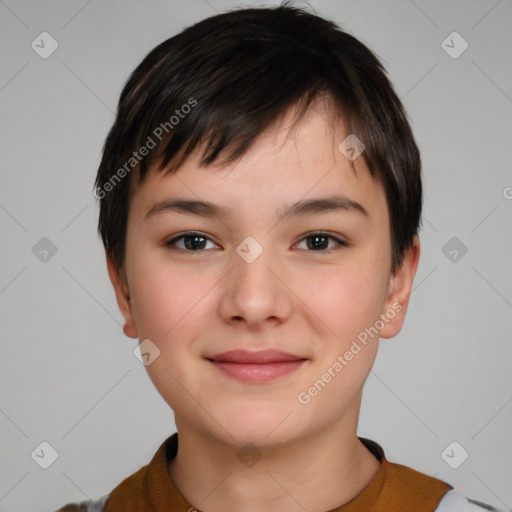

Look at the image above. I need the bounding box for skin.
[107,100,420,512]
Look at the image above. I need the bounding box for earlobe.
[379,236,420,339]
[106,252,138,339]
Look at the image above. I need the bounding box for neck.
[168,409,381,512]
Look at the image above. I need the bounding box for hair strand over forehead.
[95,1,422,275]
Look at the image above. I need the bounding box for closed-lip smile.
[206,349,308,382]
[207,349,306,363]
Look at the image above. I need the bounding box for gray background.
[0,0,511,511]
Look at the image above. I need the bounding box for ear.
[379,236,420,339]
[106,252,138,339]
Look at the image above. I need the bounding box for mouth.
[205,350,308,383]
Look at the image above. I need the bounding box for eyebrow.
[144,195,369,222]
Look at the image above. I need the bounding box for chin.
[216,403,303,449]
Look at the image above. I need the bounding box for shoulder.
[54,493,110,512]
[53,435,173,512]
[435,490,510,512]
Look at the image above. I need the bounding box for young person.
[57,3,506,511]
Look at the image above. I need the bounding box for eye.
[295,231,347,252]
[164,231,347,252]
[165,231,218,251]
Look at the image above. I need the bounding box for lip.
[207,349,305,363]
[206,350,308,383]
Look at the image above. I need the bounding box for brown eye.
[165,232,218,251]
[295,232,347,251]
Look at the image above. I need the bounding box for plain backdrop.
[0,1,511,511]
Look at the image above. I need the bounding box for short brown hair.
[94,1,422,275]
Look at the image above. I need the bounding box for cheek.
[296,265,385,411]
[299,259,389,343]
[128,254,206,342]
[128,263,206,398]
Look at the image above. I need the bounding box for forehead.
[128,102,388,226]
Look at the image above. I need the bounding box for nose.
[218,242,292,329]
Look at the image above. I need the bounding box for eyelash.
[164,231,347,253]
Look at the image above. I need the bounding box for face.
[108,102,419,449]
